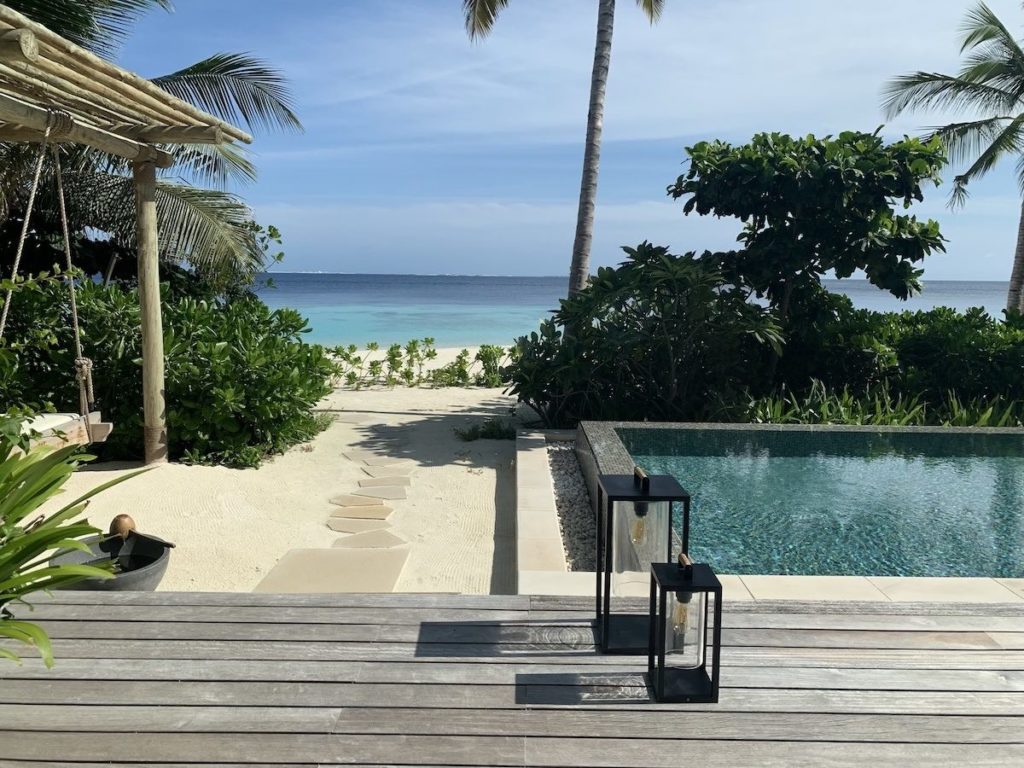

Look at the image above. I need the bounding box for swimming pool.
[607,425,1024,578]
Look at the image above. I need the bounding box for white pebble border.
[546,441,596,571]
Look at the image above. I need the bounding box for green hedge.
[507,246,1024,427]
[0,278,337,467]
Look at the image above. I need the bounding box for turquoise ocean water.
[255,274,1011,347]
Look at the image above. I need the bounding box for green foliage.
[0,415,142,667]
[668,131,947,310]
[0,279,337,468]
[333,340,511,389]
[726,380,1024,428]
[454,417,517,441]
[507,243,784,426]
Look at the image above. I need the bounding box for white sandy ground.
[42,348,524,594]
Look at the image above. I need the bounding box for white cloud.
[277,0,1024,147]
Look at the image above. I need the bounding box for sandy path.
[47,349,521,594]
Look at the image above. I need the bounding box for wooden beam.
[0,91,173,167]
[133,160,167,465]
[116,124,225,145]
[0,7,253,144]
[0,28,38,63]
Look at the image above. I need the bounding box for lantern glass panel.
[665,589,706,670]
[610,499,672,595]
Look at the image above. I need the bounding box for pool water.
[620,427,1024,578]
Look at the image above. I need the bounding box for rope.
[0,120,53,340]
[51,146,94,426]
[0,109,95,438]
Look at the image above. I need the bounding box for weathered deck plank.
[1,592,1022,766]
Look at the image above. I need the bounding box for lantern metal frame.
[595,472,690,654]
[647,560,723,703]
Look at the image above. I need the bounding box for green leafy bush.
[507,243,783,426]
[0,279,337,468]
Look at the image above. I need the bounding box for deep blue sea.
[254,274,1011,347]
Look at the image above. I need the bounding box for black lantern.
[596,468,690,654]
[648,554,722,703]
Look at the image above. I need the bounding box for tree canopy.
[667,131,948,313]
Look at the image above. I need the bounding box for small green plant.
[454,417,516,441]
[0,415,143,667]
[431,349,472,387]
[474,345,508,387]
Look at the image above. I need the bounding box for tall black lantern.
[648,555,722,703]
[596,469,690,654]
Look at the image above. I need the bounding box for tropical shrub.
[0,416,141,667]
[0,279,337,468]
[507,243,783,427]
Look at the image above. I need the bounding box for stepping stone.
[362,456,410,467]
[354,486,407,501]
[329,494,384,507]
[363,464,415,478]
[326,518,391,534]
[358,476,411,488]
[343,450,376,462]
[332,530,406,549]
[329,505,394,520]
[253,548,408,593]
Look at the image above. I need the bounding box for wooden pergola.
[0,4,252,464]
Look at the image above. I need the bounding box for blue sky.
[120,0,1023,280]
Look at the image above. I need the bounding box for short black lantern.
[596,468,690,654]
[648,554,723,703]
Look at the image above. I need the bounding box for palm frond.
[882,71,1018,118]
[463,0,510,40]
[5,0,171,57]
[152,53,302,135]
[926,115,1012,166]
[166,142,257,189]
[43,171,263,277]
[960,2,1024,58]
[948,113,1024,206]
[636,0,665,23]
[154,182,262,276]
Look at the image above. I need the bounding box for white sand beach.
[48,349,522,594]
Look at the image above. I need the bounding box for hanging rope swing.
[2,109,112,447]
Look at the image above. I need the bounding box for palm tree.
[883,2,1024,314]
[464,0,664,296]
[1,0,301,283]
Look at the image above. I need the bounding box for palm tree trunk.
[567,0,615,297]
[1007,199,1024,315]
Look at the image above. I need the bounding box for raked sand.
[46,348,521,594]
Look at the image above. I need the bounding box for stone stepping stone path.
[293,440,423,594]
[329,505,394,520]
[354,486,407,501]
[332,530,407,549]
[326,518,391,534]
[358,476,412,488]
[254,548,408,593]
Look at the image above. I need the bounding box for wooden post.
[133,160,167,464]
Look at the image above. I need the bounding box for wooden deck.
[2,591,1024,766]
